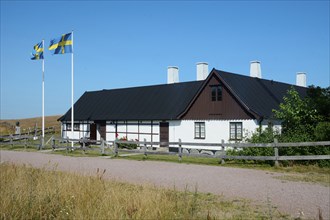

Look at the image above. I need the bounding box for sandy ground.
[1,150,329,219]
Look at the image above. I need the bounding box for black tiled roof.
[215,69,307,119]
[59,69,308,122]
[59,81,204,121]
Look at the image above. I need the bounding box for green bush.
[117,136,139,150]
[314,122,330,141]
[225,127,279,165]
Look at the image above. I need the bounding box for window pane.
[74,123,80,131]
[195,123,200,138]
[230,122,236,140]
[195,122,205,139]
[211,87,216,101]
[237,123,242,139]
[201,123,205,138]
[217,86,222,101]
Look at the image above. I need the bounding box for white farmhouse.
[59,62,307,147]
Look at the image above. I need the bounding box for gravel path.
[1,150,329,219]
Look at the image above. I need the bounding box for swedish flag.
[31,41,44,60]
[49,33,73,54]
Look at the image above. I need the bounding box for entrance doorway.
[159,122,169,147]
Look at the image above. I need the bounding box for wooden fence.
[0,135,42,149]
[0,126,56,137]
[1,135,329,166]
[48,137,330,166]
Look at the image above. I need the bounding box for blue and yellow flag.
[31,41,44,60]
[49,33,73,54]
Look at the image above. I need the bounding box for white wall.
[169,119,261,143]
[62,121,90,140]
[105,121,160,143]
[62,119,282,144]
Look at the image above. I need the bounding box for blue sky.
[1,1,329,119]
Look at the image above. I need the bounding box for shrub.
[314,122,330,141]
[117,136,139,150]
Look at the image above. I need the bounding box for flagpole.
[42,39,45,148]
[71,31,74,148]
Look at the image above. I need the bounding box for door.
[99,122,106,140]
[90,123,96,140]
[94,121,106,141]
[159,122,169,147]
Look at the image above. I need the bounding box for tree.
[272,87,329,167]
[273,87,321,140]
[306,86,330,121]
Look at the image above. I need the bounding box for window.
[230,122,242,140]
[74,123,80,131]
[195,122,205,139]
[66,123,80,131]
[211,84,222,101]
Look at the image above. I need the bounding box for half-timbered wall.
[62,121,90,139]
[106,121,160,143]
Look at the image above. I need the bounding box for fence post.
[34,124,37,139]
[114,140,118,157]
[38,137,42,150]
[143,138,147,158]
[101,138,105,155]
[221,139,226,165]
[51,137,55,151]
[81,137,86,155]
[178,138,182,162]
[66,137,69,154]
[274,138,279,167]
[10,135,13,148]
[24,136,27,150]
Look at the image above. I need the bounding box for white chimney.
[196,62,208,81]
[296,72,307,87]
[250,60,262,78]
[167,66,179,84]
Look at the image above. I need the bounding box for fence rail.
[0,126,56,138]
[1,135,329,166]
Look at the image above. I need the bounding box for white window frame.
[230,122,242,140]
[195,122,205,139]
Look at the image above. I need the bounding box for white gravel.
[1,150,329,219]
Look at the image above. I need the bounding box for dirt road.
[1,150,329,219]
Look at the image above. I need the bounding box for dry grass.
[0,115,61,135]
[274,173,330,187]
[0,163,287,219]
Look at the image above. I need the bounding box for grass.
[0,133,60,151]
[50,147,112,157]
[0,163,288,219]
[0,115,61,135]
[274,173,330,187]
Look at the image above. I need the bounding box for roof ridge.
[85,80,202,93]
[214,68,303,88]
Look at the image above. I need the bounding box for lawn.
[0,163,288,219]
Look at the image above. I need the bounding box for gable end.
[179,70,257,120]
